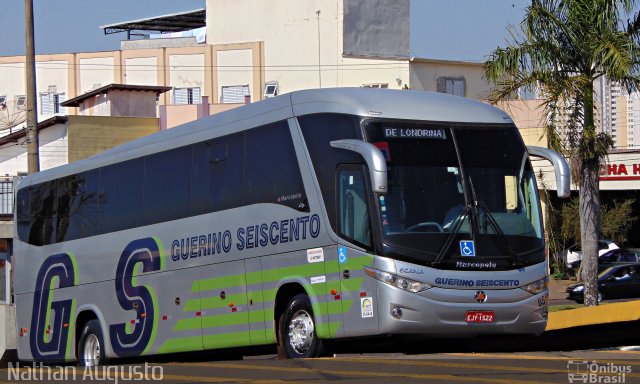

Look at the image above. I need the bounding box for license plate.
[465,310,495,323]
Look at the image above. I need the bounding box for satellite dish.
[0,100,26,135]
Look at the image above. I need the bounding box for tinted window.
[15,187,31,243]
[619,251,638,262]
[298,114,361,227]
[243,121,307,211]
[144,146,192,225]
[191,134,244,215]
[56,171,99,242]
[98,158,143,233]
[29,181,57,246]
[600,250,618,262]
[338,166,372,249]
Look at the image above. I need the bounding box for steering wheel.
[404,222,443,233]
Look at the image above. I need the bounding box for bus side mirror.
[330,139,388,194]
[526,146,571,198]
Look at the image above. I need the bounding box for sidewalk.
[548,278,573,301]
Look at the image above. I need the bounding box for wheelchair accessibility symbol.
[460,241,476,257]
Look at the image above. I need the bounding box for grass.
[549,304,584,312]
[549,301,618,312]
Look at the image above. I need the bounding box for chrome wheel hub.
[82,334,101,367]
[288,309,314,354]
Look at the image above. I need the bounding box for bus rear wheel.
[278,294,325,358]
[78,320,107,367]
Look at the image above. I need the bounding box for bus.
[13,88,570,366]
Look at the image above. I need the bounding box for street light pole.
[25,0,39,174]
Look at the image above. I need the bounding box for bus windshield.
[364,121,544,269]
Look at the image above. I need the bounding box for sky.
[0,0,529,62]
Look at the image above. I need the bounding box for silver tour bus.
[13,88,570,365]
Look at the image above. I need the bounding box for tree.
[485,0,640,306]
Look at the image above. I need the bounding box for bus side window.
[243,121,307,211]
[29,182,57,246]
[56,171,99,243]
[143,146,192,225]
[16,188,32,244]
[98,158,144,234]
[338,166,372,249]
[191,133,244,215]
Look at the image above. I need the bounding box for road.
[2,348,639,384]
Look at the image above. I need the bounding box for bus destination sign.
[383,127,446,139]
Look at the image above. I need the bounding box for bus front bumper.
[375,283,548,336]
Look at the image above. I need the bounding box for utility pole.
[25,0,39,174]
[316,10,321,88]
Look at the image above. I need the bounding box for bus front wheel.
[278,294,325,358]
[78,320,107,366]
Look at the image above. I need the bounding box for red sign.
[600,163,640,181]
[465,310,495,323]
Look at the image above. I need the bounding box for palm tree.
[485,0,640,306]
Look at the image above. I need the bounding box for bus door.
[198,261,250,350]
[152,268,204,354]
[336,165,379,337]
[245,258,267,345]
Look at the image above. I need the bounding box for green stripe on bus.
[65,299,77,360]
[341,277,365,292]
[68,253,79,286]
[192,274,247,292]
[153,236,166,271]
[194,262,327,292]
[174,310,261,331]
[157,335,202,354]
[185,291,250,311]
[190,255,373,299]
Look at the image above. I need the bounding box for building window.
[263,82,279,98]
[361,83,389,89]
[437,77,465,97]
[173,87,201,105]
[16,96,26,110]
[221,85,250,104]
[40,91,65,115]
[0,177,14,215]
[0,96,6,106]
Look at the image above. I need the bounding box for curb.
[546,300,640,331]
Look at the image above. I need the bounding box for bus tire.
[78,320,107,366]
[278,294,324,358]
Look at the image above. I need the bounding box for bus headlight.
[364,267,431,293]
[521,277,549,295]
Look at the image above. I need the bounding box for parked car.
[566,263,640,303]
[565,240,618,271]
[569,247,640,272]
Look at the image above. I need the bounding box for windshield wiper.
[467,175,525,267]
[476,201,526,267]
[432,204,473,266]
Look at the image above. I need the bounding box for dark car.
[569,248,640,273]
[566,263,640,303]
